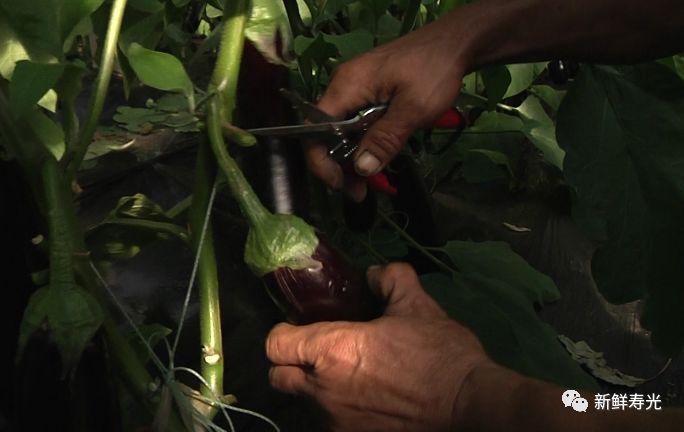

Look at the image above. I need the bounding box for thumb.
[367,263,447,318]
[353,99,419,176]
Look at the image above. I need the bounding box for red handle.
[433,107,465,129]
[340,108,463,196]
[367,172,397,196]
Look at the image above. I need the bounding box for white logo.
[562,390,580,407]
[562,389,588,412]
[572,397,589,412]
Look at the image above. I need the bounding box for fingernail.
[355,151,381,176]
[367,265,381,272]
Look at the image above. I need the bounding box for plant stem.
[40,155,184,430]
[460,89,518,114]
[66,0,128,179]
[188,141,224,403]
[188,0,252,407]
[210,0,249,119]
[207,0,269,228]
[378,210,457,274]
[400,0,421,35]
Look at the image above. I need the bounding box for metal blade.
[247,122,340,137]
[278,88,335,123]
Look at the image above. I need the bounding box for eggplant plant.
[2,0,684,429]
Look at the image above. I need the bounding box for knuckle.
[383,262,416,281]
[367,128,403,156]
[265,332,282,361]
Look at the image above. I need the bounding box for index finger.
[266,322,345,367]
[316,62,376,119]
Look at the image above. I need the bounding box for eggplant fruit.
[263,235,380,324]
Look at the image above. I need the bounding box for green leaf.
[315,0,355,25]
[529,84,566,112]
[27,110,66,160]
[431,113,524,181]
[515,95,564,169]
[155,93,190,112]
[87,194,188,260]
[421,270,596,389]
[557,64,684,355]
[128,0,164,12]
[8,61,65,119]
[376,13,401,43]
[124,323,171,364]
[503,62,547,99]
[480,65,511,107]
[113,106,169,133]
[462,149,512,183]
[558,335,646,387]
[0,0,104,62]
[119,11,164,52]
[294,34,337,84]
[470,110,523,132]
[323,30,374,62]
[17,286,104,376]
[442,240,559,303]
[125,43,194,98]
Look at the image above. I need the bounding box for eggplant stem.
[206,0,269,228]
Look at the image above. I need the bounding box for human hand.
[306,15,473,201]
[265,263,492,432]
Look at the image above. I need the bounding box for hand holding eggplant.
[266,263,491,432]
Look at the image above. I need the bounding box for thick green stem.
[66,0,128,179]
[41,150,184,430]
[187,0,252,406]
[207,99,270,226]
[207,0,269,228]
[188,142,224,403]
[210,0,250,118]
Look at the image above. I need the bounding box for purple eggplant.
[263,236,380,324]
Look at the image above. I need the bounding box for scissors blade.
[278,88,335,123]
[247,122,339,137]
[246,105,388,140]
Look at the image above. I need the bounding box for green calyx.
[244,213,320,277]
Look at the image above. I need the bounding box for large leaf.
[557,64,684,355]
[480,65,511,107]
[27,110,66,160]
[503,62,547,98]
[323,30,374,62]
[441,241,559,303]
[515,95,564,169]
[0,0,104,63]
[125,43,194,98]
[421,241,596,389]
[8,61,65,119]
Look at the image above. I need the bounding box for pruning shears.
[247,89,464,196]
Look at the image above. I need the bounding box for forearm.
[448,0,684,68]
[453,364,682,432]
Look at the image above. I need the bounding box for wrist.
[440,0,540,71]
[450,361,527,431]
